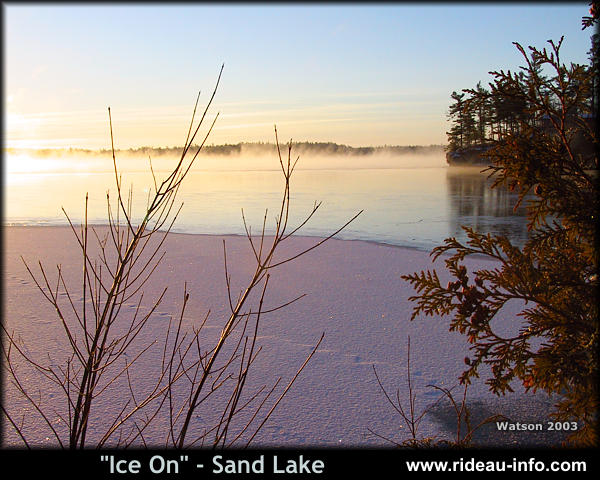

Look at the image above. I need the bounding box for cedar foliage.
[402,8,598,446]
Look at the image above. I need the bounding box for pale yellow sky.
[5,96,448,150]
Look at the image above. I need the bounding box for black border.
[1,1,599,478]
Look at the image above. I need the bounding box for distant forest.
[7,142,444,158]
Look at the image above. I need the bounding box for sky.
[4,3,595,149]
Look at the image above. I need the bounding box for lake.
[4,156,531,251]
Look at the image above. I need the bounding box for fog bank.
[5,143,447,174]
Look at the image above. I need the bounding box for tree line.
[7,142,444,159]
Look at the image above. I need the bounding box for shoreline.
[3,225,564,447]
[1,223,498,259]
[2,222,437,253]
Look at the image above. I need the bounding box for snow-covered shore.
[3,226,568,448]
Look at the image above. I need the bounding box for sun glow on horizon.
[4,96,448,151]
[5,154,69,175]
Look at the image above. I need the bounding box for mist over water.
[5,150,529,251]
[5,144,446,174]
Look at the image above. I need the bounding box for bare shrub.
[2,67,361,448]
[370,336,505,448]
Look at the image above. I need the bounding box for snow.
[2,226,568,448]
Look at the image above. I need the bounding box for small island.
[445,80,597,167]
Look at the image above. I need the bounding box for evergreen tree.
[474,82,491,144]
[447,91,466,151]
[403,22,598,445]
[461,105,478,147]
